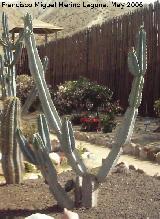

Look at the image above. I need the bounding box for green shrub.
[16,74,35,104]
[22,121,38,143]
[53,77,113,115]
[24,161,37,173]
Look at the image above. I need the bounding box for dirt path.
[78,141,160,176]
[50,134,160,176]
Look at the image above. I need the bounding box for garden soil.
[0,170,160,219]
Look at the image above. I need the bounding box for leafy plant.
[22,121,38,143]
[101,114,116,133]
[53,77,113,115]
[81,116,100,132]
[16,74,35,104]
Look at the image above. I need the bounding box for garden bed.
[0,169,160,219]
[73,116,160,164]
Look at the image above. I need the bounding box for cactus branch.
[32,133,74,209]
[61,119,87,176]
[23,13,62,138]
[96,26,147,183]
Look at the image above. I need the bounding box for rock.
[136,168,145,174]
[94,137,106,146]
[147,145,160,161]
[129,165,137,171]
[75,132,88,141]
[139,147,148,160]
[25,213,54,219]
[123,143,136,155]
[156,152,160,164]
[113,162,129,174]
[89,136,96,144]
[49,152,61,165]
[134,145,141,157]
[61,208,79,219]
[153,173,160,180]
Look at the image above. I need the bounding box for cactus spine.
[20,14,147,209]
[1,97,23,184]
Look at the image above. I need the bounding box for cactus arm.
[0,38,7,47]
[37,114,52,153]
[16,129,37,165]
[128,49,140,76]
[10,42,23,67]
[33,134,74,209]
[61,119,87,176]
[136,26,147,75]
[2,12,9,43]
[96,27,147,183]
[0,12,23,97]
[23,13,62,138]
[21,86,37,115]
[0,56,7,98]
[21,56,48,115]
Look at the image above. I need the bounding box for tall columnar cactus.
[0,12,23,97]
[1,97,23,184]
[18,13,147,209]
[0,13,24,184]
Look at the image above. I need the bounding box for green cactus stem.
[1,97,23,184]
[21,56,49,115]
[0,12,23,97]
[0,55,7,98]
[96,26,147,183]
[22,13,147,209]
[23,13,61,139]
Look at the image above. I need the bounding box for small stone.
[129,165,136,170]
[89,136,96,144]
[113,162,129,174]
[139,148,148,160]
[134,145,141,157]
[153,173,160,180]
[123,143,136,155]
[136,168,145,174]
[95,137,106,146]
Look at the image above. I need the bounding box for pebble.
[136,168,145,174]
[123,143,136,155]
